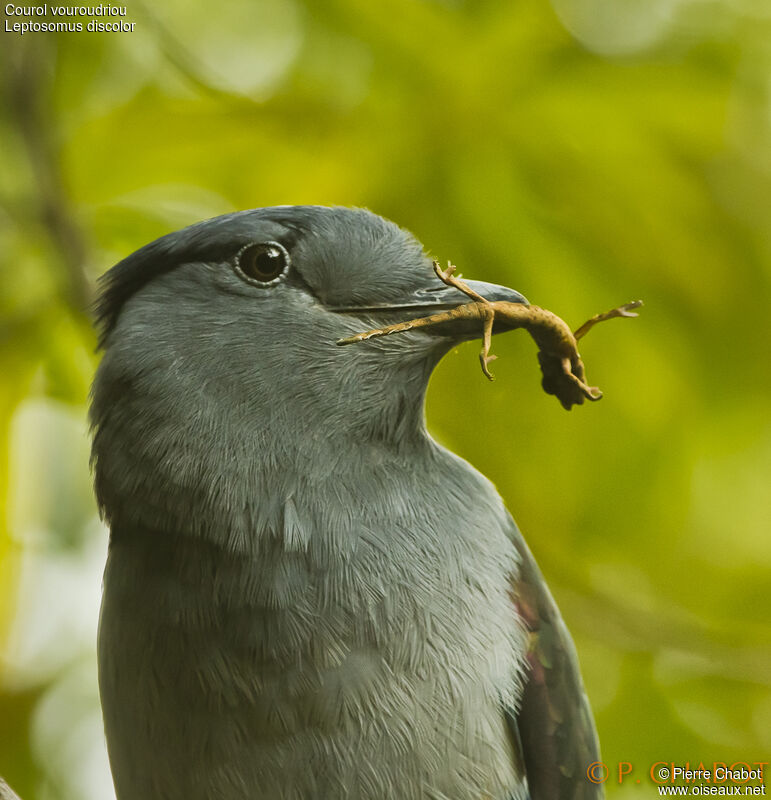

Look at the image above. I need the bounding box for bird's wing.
[503,514,604,800]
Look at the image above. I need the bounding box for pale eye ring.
[235,241,290,287]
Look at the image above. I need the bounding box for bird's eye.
[235,242,290,286]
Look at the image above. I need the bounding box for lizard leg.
[479,305,498,380]
[433,261,502,379]
[433,261,495,306]
[573,300,642,341]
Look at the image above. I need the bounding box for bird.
[90,205,602,800]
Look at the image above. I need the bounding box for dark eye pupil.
[238,243,288,283]
[252,248,281,278]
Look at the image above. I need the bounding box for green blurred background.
[1,0,769,797]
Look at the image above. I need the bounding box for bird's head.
[90,207,526,533]
[94,206,527,431]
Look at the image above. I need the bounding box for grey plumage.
[90,206,601,799]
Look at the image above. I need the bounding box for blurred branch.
[0,778,22,800]
[134,0,254,103]
[1,39,93,313]
[552,576,771,685]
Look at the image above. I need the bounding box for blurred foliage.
[1,0,769,797]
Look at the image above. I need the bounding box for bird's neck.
[91,355,434,551]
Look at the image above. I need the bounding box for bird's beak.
[328,279,527,315]
[329,279,528,340]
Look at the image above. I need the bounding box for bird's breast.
[99,481,528,799]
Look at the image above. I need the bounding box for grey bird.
[90,206,602,800]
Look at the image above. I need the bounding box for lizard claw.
[480,352,498,381]
[433,261,457,283]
